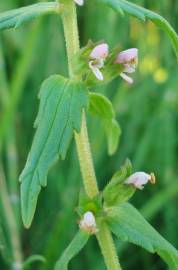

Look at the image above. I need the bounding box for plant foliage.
[0,2,59,31]
[20,75,88,228]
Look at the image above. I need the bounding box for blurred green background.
[0,0,178,269]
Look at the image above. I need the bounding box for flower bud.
[124,172,156,190]
[79,211,98,234]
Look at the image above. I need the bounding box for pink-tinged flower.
[89,43,109,81]
[124,172,155,190]
[79,211,98,234]
[74,0,84,5]
[116,48,138,84]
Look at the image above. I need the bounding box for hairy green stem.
[60,0,121,269]
[97,223,122,270]
[75,112,99,198]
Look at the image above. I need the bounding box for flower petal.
[90,43,109,60]
[79,211,98,234]
[116,48,138,64]
[123,64,136,73]
[120,72,133,84]
[125,172,151,189]
[83,212,96,227]
[89,61,104,81]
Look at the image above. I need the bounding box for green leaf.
[55,230,90,270]
[0,2,60,31]
[98,0,178,58]
[89,92,121,155]
[89,92,115,119]
[103,159,135,206]
[22,255,46,269]
[107,203,178,269]
[19,75,88,228]
[103,119,121,155]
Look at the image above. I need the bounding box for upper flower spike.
[124,172,156,190]
[89,43,109,81]
[74,0,84,5]
[116,48,138,84]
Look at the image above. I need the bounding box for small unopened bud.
[125,172,156,190]
[79,211,98,234]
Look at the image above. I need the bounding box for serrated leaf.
[98,0,178,58]
[19,75,88,228]
[55,230,90,270]
[107,203,178,269]
[103,159,134,206]
[89,93,121,155]
[0,2,59,31]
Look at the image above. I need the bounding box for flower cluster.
[125,172,156,190]
[88,43,138,83]
[73,0,138,83]
[79,211,98,234]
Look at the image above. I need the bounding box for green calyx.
[103,159,135,207]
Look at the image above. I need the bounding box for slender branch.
[60,1,121,269]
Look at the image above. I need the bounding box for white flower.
[79,211,98,234]
[125,172,156,190]
[116,48,138,84]
[74,0,84,6]
[89,43,109,81]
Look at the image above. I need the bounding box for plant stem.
[60,1,121,269]
[75,112,98,198]
[60,0,79,77]
[97,223,122,270]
